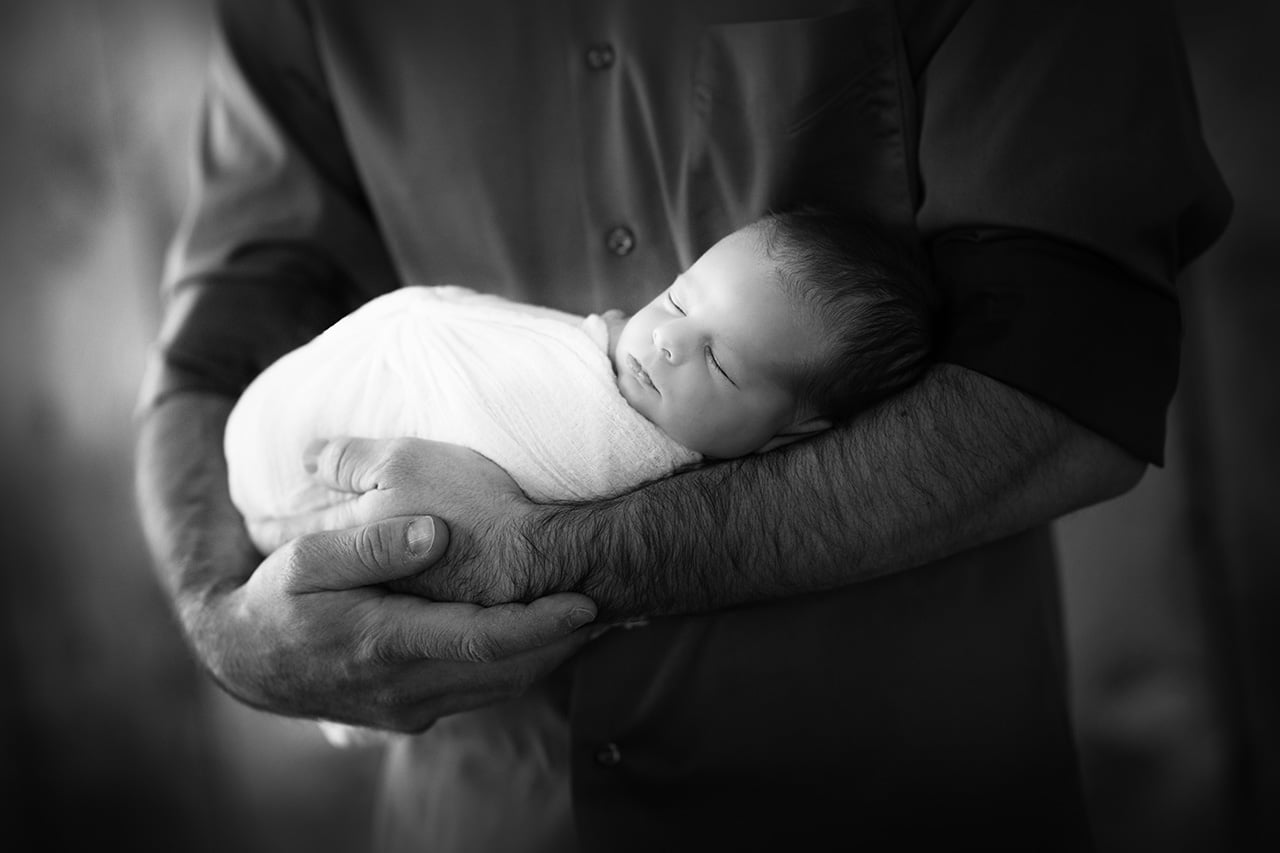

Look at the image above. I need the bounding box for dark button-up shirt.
[146,0,1230,848]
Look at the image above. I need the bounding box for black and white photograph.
[1,1,1276,850]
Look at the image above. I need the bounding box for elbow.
[1100,446,1147,500]
[1072,427,1148,505]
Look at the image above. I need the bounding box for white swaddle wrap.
[225,285,700,553]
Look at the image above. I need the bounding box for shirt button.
[595,742,623,767]
[605,226,635,256]
[585,43,615,70]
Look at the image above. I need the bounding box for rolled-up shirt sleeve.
[914,0,1232,464]
[139,0,402,412]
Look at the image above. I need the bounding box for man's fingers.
[274,515,450,592]
[472,594,599,656]
[375,592,598,663]
[303,436,396,494]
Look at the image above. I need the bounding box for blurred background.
[0,1,1275,850]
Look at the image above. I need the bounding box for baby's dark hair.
[753,208,937,422]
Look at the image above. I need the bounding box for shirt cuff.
[932,231,1180,466]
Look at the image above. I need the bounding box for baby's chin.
[612,360,650,419]
[610,353,669,437]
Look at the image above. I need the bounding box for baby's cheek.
[622,386,664,433]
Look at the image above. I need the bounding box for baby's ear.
[755,415,832,454]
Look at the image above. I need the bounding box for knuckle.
[353,522,399,571]
[381,438,419,481]
[459,630,499,664]
[372,683,407,714]
[327,437,359,488]
[353,609,420,668]
[350,615,387,667]
[275,538,310,587]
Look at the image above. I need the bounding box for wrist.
[176,576,270,708]
[510,500,586,599]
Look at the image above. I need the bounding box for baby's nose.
[652,325,678,361]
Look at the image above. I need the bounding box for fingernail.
[407,518,435,556]
[567,608,596,630]
[302,438,327,474]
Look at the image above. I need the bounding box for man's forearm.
[134,392,258,667]
[526,364,1144,619]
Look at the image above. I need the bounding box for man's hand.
[252,436,557,606]
[137,394,595,732]
[211,514,595,730]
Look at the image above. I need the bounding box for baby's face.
[613,228,829,458]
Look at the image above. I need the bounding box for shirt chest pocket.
[684,5,918,246]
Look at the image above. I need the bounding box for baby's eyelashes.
[705,346,737,386]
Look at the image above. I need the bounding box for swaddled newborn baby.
[224,208,936,851]
[225,283,702,552]
[229,210,933,549]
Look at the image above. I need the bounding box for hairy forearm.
[525,365,1144,619]
[134,392,257,663]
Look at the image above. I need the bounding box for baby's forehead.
[750,287,837,379]
[765,261,837,330]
